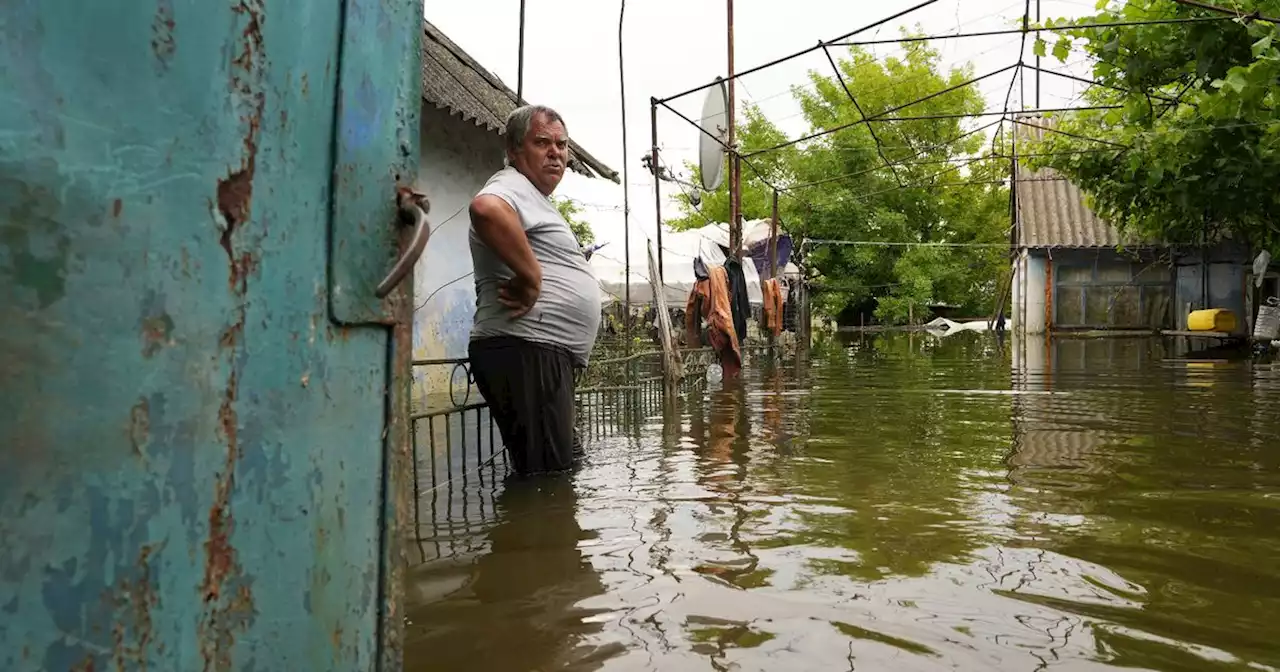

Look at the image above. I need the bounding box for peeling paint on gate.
[150,0,176,71]
[0,0,417,669]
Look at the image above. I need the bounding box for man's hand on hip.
[499,277,540,319]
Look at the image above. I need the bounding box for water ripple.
[407,334,1280,671]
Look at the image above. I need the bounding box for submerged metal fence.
[407,342,782,560]
[407,346,709,557]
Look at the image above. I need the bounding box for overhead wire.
[831,14,1239,48]
[738,63,1019,158]
[639,0,1276,304]
[807,239,1012,247]
[657,6,1248,164]
[782,117,1005,192]
[655,0,944,105]
[691,3,1026,128]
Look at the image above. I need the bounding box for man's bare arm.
[470,194,542,289]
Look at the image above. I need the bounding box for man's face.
[510,113,569,196]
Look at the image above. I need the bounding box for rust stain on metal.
[216,170,252,245]
[133,545,159,651]
[141,312,174,358]
[205,371,239,607]
[111,544,160,670]
[232,251,259,294]
[215,177,260,296]
[151,0,176,69]
[201,3,264,667]
[128,397,151,458]
[216,0,266,296]
[380,249,417,668]
[199,369,254,671]
[218,323,242,352]
[325,325,354,343]
[300,73,309,97]
[112,198,123,218]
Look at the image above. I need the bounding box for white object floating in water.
[706,364,723,385]
[924,317,990,336]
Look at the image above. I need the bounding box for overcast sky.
[426,0,1098,256]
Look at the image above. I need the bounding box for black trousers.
[469,336,578,475]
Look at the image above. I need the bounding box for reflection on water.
[407,334,1280,671]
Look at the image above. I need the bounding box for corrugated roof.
[421,20,620,183]
[1014,117,1144,249]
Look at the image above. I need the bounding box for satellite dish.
[699,78,729,192]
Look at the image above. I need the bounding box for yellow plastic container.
[1187,308,1237,332]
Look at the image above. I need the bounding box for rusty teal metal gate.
[1,0,422,669]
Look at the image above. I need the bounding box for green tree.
[553,196,594,245]
[1025,0,1280,251]
[668,39,1010,324]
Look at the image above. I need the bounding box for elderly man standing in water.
[467,105,601,476]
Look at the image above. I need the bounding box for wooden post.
[796,272,811,353]
[647,241,681,399]
[651,100,664,279]
[727,0,742,259]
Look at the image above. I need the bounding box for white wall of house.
[1011,331,1048,384]
[1011,249,1047,335]
[412,103,504,400]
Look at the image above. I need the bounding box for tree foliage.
[1026,0,1280,251]
[668,40,1010,324]
[552,196,594,245]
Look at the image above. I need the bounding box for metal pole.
[1020,1,1029,111]
[651,99,663,280]
[1010,116,1020,331]
[1035,0,1041,108]
[768,190,779,347]
[727,0,741,258]
[517,0,527,102]
[620,0,630,355]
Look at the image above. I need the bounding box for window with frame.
[1054,259,1172,329]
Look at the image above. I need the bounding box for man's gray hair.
[504,104,566,155]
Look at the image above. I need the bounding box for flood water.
[405,334,1280,671]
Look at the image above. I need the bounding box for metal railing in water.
[407,346,718,554]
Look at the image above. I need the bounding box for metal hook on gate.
[375,188,431,298]
[1267,296,1280,307]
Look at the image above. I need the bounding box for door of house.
[1,1,422,670]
